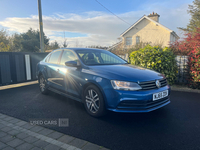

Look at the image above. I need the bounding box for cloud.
[0,3,190,47]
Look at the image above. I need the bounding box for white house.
[109,12,179,50]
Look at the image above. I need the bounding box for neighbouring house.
[108,12,179,51]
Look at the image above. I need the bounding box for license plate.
[153,90,168,101]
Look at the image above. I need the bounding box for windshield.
[76,50,127,65]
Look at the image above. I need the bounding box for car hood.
[88,64,164,82]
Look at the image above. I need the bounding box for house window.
[126,37,132,45]
[136,36,140,44]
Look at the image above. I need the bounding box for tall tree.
[52,40,60,49]
[20,28,49,52]
[62,39,68,48]
[62,31,68,48]
[9,33,22,52]
[87,45,108,50]
[179,0,200,32]
[0,29,10,52]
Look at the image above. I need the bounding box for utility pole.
[38,0,45,52]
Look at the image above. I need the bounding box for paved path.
[0,113,108,150]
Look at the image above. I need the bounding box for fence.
[176,55,188,83]
[118,54,129,61]
[0,52,48,86]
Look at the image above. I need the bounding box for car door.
[46,50,63,90]
[59,50,82,97]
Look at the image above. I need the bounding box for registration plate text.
[153,90,168,101]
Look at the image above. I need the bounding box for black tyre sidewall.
[83,85,106,117]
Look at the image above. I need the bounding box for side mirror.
[65,61,79,67]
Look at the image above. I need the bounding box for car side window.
[60,50,78,65]
[45,54,51,63]
[48,50,62,64]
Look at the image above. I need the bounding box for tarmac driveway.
[0,84,200,150]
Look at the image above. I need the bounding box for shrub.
[170,28,200,89]
[188,48,200,88]
[130,45,178,85]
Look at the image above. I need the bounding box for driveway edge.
[171,86,200,93]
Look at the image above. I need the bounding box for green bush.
[130,45,178,85]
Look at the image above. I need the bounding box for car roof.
[53,48,106,52]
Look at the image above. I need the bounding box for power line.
[95,0,131,26]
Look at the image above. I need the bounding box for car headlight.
[111,80,142,91]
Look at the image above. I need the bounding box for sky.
[0,0,193,47]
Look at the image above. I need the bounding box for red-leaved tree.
[170,28,200,88]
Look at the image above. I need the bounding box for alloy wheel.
[85,89,100,113]
[39,76,46,92]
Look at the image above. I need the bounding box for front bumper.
[105,85,170,113]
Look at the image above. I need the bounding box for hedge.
[130,45,178,85]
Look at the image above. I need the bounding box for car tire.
[83,85,107,117]
[38,75,49,95]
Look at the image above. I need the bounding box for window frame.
[126,37,132,46]
[136,36,140,44]
[44,53,52,63]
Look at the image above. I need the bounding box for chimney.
[148,12,160,22]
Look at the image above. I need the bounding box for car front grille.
[139,78,168,91]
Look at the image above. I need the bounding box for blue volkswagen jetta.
[36,48,170,117]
